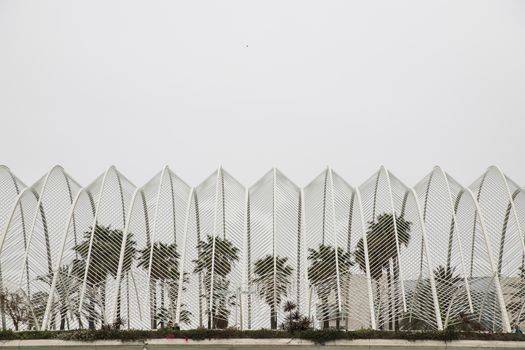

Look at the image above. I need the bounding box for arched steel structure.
[414,167,509,332]
[303,167,374,330]
[0,166,80,331]
[176,167,246,330]
[245,168,305,330]
[41,166,135,330]
[0,165,523,333]
[110,166,192,330]
[469,166,525,331]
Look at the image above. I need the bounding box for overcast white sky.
[0,0,524,189]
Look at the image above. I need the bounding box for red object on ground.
[184,335,189,343]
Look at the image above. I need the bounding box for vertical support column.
[272,168,277,330]
[111,188,139,326]
[42,189,85,330]
[410,188,443,330]
[207,167,222,329]
[438,168,474,313]
[382,167,407,313]
[328,168,343,323]
[175,188,195,325]
[301,188,312,321]
[240,188,249,330]
[78,167,112,324]
[355,189,377,330]
[145,168,169,329]
[466,189,511,333]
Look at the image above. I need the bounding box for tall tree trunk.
[387,269,393,331]
[321,295,330,329]
[208,302,213,330]
[160,280,165,328]
[60,308,67,330]
[88,296,95,330]
[115,284,122,329]
[151,281,157,329]
[270,303,277,330]
[101,284,106,327]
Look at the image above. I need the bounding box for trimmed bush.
[0,328,523,343]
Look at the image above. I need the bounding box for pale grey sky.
[0,0,524,189]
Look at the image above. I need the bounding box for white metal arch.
[0,166,80,331]
[0,166,523,332]
[409,187,442,330]
[464,188,511,333]
[469,166,525,330]
[75,166,136,329]
[414,166,476,329]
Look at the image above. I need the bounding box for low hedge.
[0,328,524,344]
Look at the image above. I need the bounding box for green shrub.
[0,328,524,343]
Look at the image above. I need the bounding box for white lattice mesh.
[303,168,373,330]
[176,168,245,330]
[0,165,523,333]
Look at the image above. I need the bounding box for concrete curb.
[1,338,525,349]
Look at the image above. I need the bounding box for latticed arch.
[0,165,523,332]
[0,166,26,234]
[414,166,511,332]
[176,167,246,330]
[303,167,374,330]
[469,166,525,331]
[109,166,192,330]
[0,166,80,331]
[42,166,135,330]
[357,167,441,331]
[244,168,305,330]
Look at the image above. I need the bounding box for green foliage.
[353,213,412,330]
[137,242,180,281]
[0,290,31,331]
[307,244,352,285]
[193,235,240,278]
[280,301,311,332]
[71,224,137,329]
[354,213,411,281]
[307,244,351,328]
[252,255,294,329]
[193,235,240,329]
[1,328,525,342]
[74,225,136,285]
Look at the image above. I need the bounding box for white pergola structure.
[176,167,246,330]
[0,165,523,332]
[0,166,80,331]
[41,166,135,330]
[303,168,373,330]
[245,168,305,330]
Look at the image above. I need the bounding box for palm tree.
[73,225,136,329]
[354,213,411,330]
[193,235,239,329]
[252,255,293,329]
[283,301,296,330]
[307,244,351,329]
[137,242,185,329]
